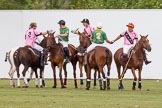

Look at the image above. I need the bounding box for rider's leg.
[143,50,151,65]
[84,43,96,65]
[63,47,70,63]
[33,44,44,66]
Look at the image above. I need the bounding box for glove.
[71,30,75,33]
[109,40,114,44]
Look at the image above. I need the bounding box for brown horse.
[13,36,47,88]
[114,35,151,90]
[85,46,113,90]
[75,31,99,88]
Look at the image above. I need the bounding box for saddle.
[25,46,41,57]
[120,46,134,61]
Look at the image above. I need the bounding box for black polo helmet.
[58,20,65,25]
[81,18,89,24]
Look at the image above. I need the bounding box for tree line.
[0,0,162,9]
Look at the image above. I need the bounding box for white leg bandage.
[17,78,20,87]
[35,78,39,85]
[40,78,42,86]
[23,77,28,85]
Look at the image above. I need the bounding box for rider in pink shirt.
[81,18,95,37]
[112,22,151,65]
[25,22,47,66]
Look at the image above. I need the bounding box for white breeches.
[87,43,104,53]
[59,41,68,48]
[123,44,134,54]
[33,44,43,53]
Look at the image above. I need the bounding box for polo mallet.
[119,48,135,81]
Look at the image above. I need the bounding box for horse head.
[46,30,56,50]
[78,31,91,48]
[139,35,151,52]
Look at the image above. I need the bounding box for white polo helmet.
[96,22,102,29]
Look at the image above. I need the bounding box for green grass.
[0,79,162,108]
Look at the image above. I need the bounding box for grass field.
[0,79,162,108]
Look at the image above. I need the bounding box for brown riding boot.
[143,50,151,65]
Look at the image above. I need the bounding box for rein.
[56,36,78,51]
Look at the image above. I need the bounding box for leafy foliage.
[0,0,162,9]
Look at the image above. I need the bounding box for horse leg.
[16,66,21,88]
[107,65,111,90]
[9,66,16,88]
[33,69,39,88]
[93,70,97,89]
[71,60,78,88]
[63,63,67,87]
[138,67,142,90]
[98,72,102,90]
[27,68,34,82]
[118,65,124,90]
[86,65,91,90]
[40,67,45,88]
[51,64,57,88]
[79,60,84,88]
[100,67,106,90]
[131,67,137,90]
[42,69,46,87]
[22,66,29,88]
[58,64,65,88]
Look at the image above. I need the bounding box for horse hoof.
[100,87,103,90]
[93,86,96,89]
[86,87,90,90]
[40,85,44,88]
[17,86,21,88]
[75,86,78,89]
[132,86,136,90]
[36,85,39,88]
[61,86,66,89]
[107,87,110,90]
[22,85,28,88]
[52,85,57,88]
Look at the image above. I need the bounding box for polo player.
[112,22,151,65]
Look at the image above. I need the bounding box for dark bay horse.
[85,46,113,90]
[114,35,151,90]
[13,36,47,88]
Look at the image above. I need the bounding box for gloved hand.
[71,30,75,33]
[109,40,114,44]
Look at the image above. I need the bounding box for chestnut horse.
[85,46,113,90]
[114,35,151,90]
[13,36,47,88]
[46,31,78,88]
[74,31,99,88]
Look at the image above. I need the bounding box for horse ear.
[78,31,82,35]
[146,34,149,38]
[52,31,56,36]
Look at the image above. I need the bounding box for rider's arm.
[106,39,111,43]
[58,33,68,37]
[113,35,122,42]
[40,32,47,36]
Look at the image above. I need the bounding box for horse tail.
[5,52,9,62]
[105,49,110,62]
[7,47,19,78]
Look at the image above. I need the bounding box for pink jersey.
[25,28,41,47]
[120,30,138,45]
[84,25,95,36]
